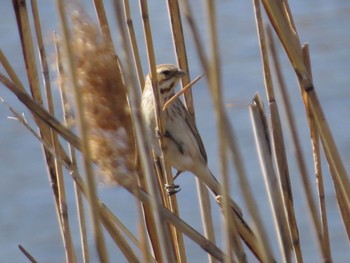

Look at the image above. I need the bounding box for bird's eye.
[162,70,171,76]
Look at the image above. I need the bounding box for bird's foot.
[165,184,181,195]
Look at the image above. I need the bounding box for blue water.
[1,0,349,262]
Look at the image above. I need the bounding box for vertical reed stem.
[266,24,326,259]
[122,0,145,88]
[55,1,109,262]
[301,44,333,262]
[54,32,90,263]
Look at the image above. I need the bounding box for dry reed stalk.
[12,0,59,174]
[2,87,226,261]
[162,74,203,111]
[2,97,79,262]
[56,137,228,261]
[134,187,154,263]
[2,1,349,262]
[215,1,278,262]
[305,44,350,257]
[205,2,235,262]
[134,188,153,263]
[1,66,226,263]
[30,0,50,93]
[115,1,179,261]
[0,61,206,260]
[308,100,350,242]
[158,41,212,263]
[68,136,90,263]
[122,0,145,88]
[31,1,77,261]
[0,98,60,164]
[138,162,164,260]
[12,0,56,182]
[69,125,90,260]
[51,110,76,263]
[161,207,224,262]
[1,78,190,260]
[196,182,217,263]
[12,1,77,261]
[178,0,208,73]
[115,1,165,261]
[266,23,328,259]
[261,0,303,72]
[114,1,162,261]
[93,3,152,260]
[222,115,273,263]
[250,94,292,263]
[12,0,43,102]
[0,50,25,90]
[99,203,158,263]
[166,0,194,115]
[99,203,157,263]
[177,2,249,260]
[99,210,140,262]
[179,0,270,261]
[304,93,350,222]
[262,1,350,230]
[96,177,224,260]
[301,44,333,261]
[253,2,300,261]
[5,105,150,262]
[139,1,180,262]
[19,109,151,263]
[270,0,350,250]
[115,184,225,261]
[18,245,38,263]
[93,0,113,45]
[264,26,303,263]
[55,32,90,263]
[56,2,109,262]
[166,2,215,250]
[0,72,81,148]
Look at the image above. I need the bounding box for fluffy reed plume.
[61,10,136,185]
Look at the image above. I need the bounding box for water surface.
[0,1,349,262]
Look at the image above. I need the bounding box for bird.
[140,64,272,262]
[141,64,242,215]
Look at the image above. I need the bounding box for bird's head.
[145,64,185,100]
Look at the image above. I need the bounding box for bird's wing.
[181,102,208,163]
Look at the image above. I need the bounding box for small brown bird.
[141,64,241,215]
[141,64,272,261]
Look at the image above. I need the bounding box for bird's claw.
[165,184,181,195]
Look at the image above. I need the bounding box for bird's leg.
[165,170,182,195]
[154,129,182,195]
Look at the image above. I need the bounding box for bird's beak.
[176,69,186,78]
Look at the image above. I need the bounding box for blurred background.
[0,0,349,262]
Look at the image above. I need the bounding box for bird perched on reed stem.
[141,64,241,215]
[141,64,271,261]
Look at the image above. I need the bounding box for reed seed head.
[62,10,136,186]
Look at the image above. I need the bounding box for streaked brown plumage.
[141,64,241,215]
[141,64,270,262]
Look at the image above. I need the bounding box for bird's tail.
[197,167,270,262]
[198,167,242,216]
